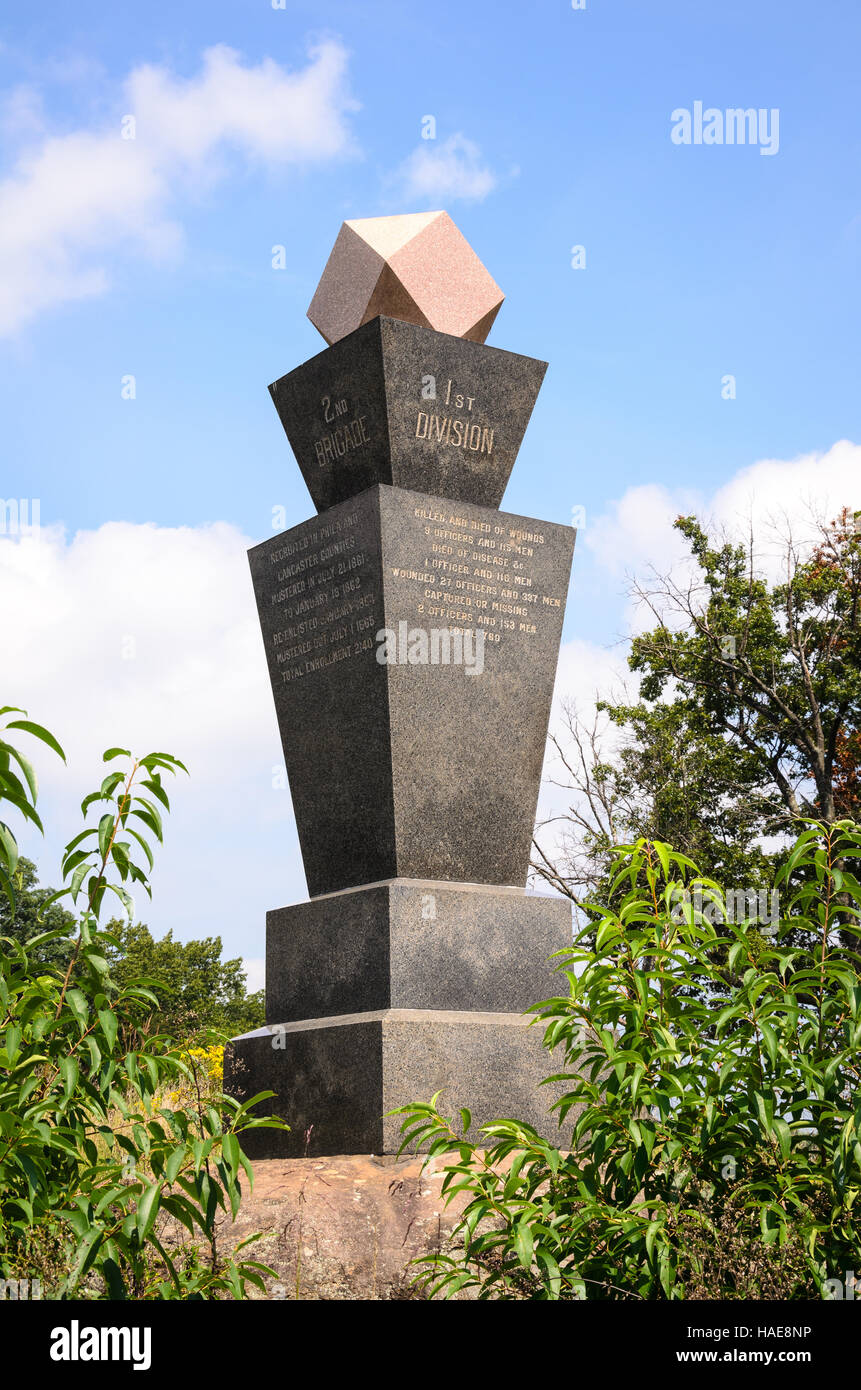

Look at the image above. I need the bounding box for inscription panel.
[268,318,546,514]
[250,485,574,896]
[379,485,575,886]
[379,318,546,509]
[381,497,565,653]
[249,491,395,896]
[269,321,390,512]
[264,507,377,684]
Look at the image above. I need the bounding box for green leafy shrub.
[0,706,286,1298]
[394,822,861,1300]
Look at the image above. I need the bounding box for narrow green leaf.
[98,812,114,861]
[5,720,66,761]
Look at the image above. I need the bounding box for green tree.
[534,697,774,904]
[535,507,861,905]
[1,861,264,1039]
[0,857,77,970]
[106,921,265,1040]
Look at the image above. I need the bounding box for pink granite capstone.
[307,211,504,346]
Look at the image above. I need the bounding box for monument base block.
[225,1008,568,1159]
[265,879,571,1021]
[226,881,573,1157]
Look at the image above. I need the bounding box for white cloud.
[0,41,358,334]
[0,520,306,958]
[0,83,47,143]
[1,520,269,778]
[126,42,355,168]
[552,636,632,723]
[585,440,861,630]
[711,438,861,565]
[533,637,633,884]
[394,133,498,204]
[585,481,699,581]
[543,634,631,808]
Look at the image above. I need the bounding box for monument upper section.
[307,211,505,346]
[272,213,544,513]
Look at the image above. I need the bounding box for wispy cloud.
[584,438,861,629]
[394,133,498,204]
[0,41,359,335]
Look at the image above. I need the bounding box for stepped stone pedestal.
[225,212,576,1157]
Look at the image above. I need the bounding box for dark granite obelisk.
[225,213,576,1157]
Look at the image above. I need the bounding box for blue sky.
[2,0,860,977]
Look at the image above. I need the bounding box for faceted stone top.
[307,211,504,347]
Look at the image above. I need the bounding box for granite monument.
[225,212,576,1156]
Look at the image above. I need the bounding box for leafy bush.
[0,706,286,1299]
[394,822,861,1299]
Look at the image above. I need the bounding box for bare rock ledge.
[213,1153,475,1301]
